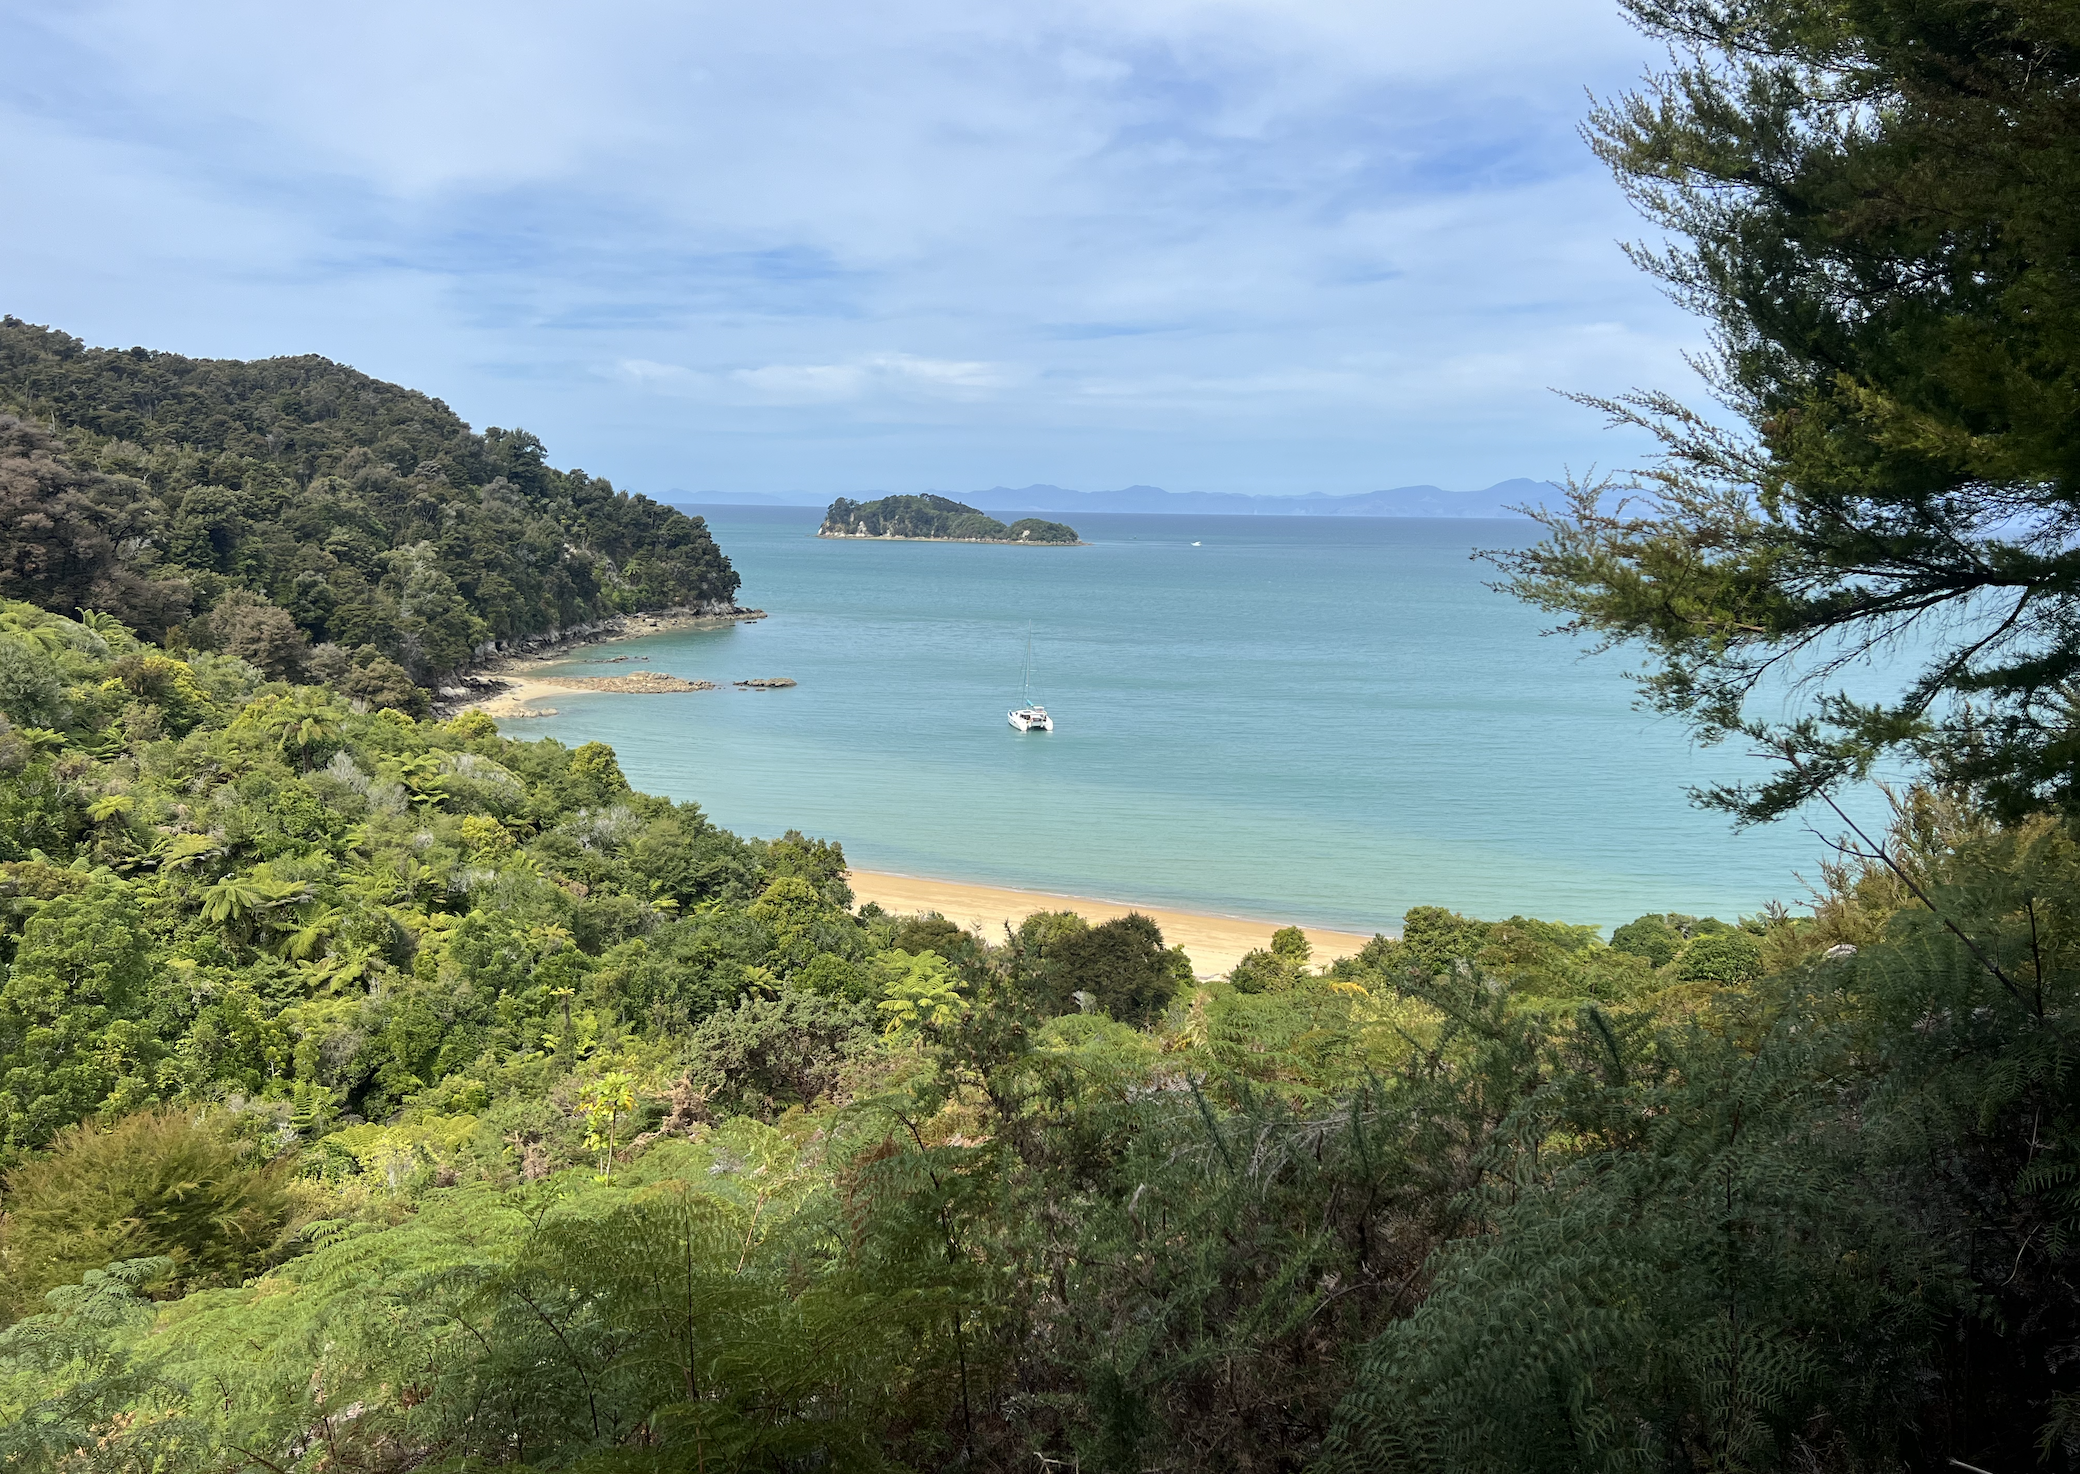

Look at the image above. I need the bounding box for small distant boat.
[1008,627,1055,732]
[1191,541,1201,546]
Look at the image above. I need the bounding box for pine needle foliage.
[1487,0,2080,820]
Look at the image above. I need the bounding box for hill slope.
[0,318,739,695]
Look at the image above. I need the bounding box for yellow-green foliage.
[0,1108,292,1319]
[315,1114,482,1191]
[877,949,966,1035]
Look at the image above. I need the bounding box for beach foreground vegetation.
[0,600,2072,1472]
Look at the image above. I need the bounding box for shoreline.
[443,606,765,718]
[452,613,1381,972]
[846,869,1383,977]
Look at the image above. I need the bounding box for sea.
[505,508,1901,935]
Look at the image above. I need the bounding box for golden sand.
[846,870,1380,977]
[466,677,571,719]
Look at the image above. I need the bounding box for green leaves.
[1493,1,2080,819]
[877,950,967,1037]
[1320,806,2080,1474]
[197,874,274,927]
[0,882,161,1154]
[273,900,340,962]
[82,792,133,824]
[0,1258,168,1468]
[151,831,220,870]
[578,1069,636,1179]
[0,1111,291,1319]
[0,319,742,686]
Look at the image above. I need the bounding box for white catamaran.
[1008,628,1054,732]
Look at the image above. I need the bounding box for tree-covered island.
[820,493,1080,544]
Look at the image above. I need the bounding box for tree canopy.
[1490,0,2080,821]
[0,617,2071,1469]
[0,319,740,689]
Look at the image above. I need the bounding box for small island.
[820,494,1080,544]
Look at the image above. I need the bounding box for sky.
[0,0,1704,501]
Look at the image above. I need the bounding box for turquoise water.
[508,508,1879,934]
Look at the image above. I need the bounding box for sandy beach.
[465,677,573,719]
[847,869,1382,977]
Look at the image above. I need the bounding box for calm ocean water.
[508,508,1886,934]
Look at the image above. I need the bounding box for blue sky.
[0,0,1702,500]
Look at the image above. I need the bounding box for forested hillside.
[0,319,739,703]
[0,598,2071,1471]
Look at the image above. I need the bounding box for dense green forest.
[0,598,2068,1472]
[4,0,2079,1468]
[0,319,741,705]
[821,494,1079,544]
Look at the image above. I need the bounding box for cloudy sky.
[0,0,1701,500]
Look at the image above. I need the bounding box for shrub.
[340,647,425,716]
[1228,948,1290,994]
[205,590,309,680]
[1674,928,1764,984]
[758,828,853,906]
[1399,906,1494,976]
[0,1108,292,1320]
[796,951,870,1002]
[0,636,65,729]
[681,988,876,1119]
[891,912,971,961]
[1609,914,1683,967]
[1046,913,1182,1027]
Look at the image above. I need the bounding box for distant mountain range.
[670,478,1559,518]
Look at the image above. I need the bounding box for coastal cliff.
[821,493,1079,544]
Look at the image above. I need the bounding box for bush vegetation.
[0,597,2070,1471]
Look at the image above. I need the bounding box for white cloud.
[616,353,1012,405]
[0,0,1703,495]
[732,363,871,402]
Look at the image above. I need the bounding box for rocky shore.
[473,604,765,664]
[433,605,765,716]
[543,672,717,693]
